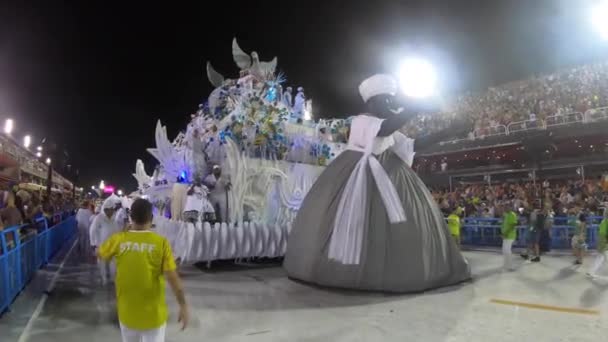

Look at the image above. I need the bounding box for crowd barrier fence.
[458,216,603,249]
[0,215,76,315]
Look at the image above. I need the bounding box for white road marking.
[17,238,79,342]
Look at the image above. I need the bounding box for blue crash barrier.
[457,216,603,249]
[0,215,76,315]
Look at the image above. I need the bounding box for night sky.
[0,0,607,191]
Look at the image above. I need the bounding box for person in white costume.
[204,165,231,222]
[284,74,471,292]
[75,200,94,257]
[90,195,122,285]
[183,181,214,223]
[293,87,305,120]
[282,86,293,110]
[115,203,128,231]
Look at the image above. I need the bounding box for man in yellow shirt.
[98,198,189,342]
[447,207,463,246]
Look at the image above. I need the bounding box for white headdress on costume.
[102,194,121,210]
[358,74,398,103]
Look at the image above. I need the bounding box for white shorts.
[120,323,166,342]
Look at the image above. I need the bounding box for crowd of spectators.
[432,176,608,219]
[403,61,608,139]
[0,188,76,252]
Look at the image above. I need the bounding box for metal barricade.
[545,112,583,127]
[473,124,508,139]
[460,216,602,249]
[1,215,76,315]
[507,119,542,134]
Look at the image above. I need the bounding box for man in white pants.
[204,165,230,222]
[501,203,519,271]
[588,209,608,278]
[98,198,189,342]
[90,195,121,285]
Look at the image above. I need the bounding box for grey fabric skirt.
[284,150,471,292]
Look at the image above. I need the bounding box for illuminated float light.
[592,2,608,40]
[398,57,437,98]
[4,119,13,134]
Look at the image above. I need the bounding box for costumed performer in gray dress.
[284,74,471,292]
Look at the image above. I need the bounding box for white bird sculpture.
[231,38,277,79]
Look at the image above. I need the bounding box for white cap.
[358,74,398,103]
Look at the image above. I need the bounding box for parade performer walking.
[90,195,121,285]
[75,200,93,257]
[284,74,470,292]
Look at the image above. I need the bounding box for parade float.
[133,39,350,263]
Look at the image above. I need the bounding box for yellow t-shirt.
[447,214,461,236]
[99,230,176,330]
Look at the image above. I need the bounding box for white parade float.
[133,38,349,263]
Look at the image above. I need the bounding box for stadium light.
[36,151,42,158]
[23,135,31,148]
[37,146,42,151]
[91,185,96,190]
[592,2,608,40]
[4,119,13,134]
[397,57,437,98]
[45,157,51,165]
[117,189,123,196]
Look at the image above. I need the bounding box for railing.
[437,105,608,145]
[0,215,76,315]
[507,119,542,134]
[458,216,602,249]
[474,124,508,139]
[545,112,584,127]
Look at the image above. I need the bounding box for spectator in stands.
[500,203,518,271]
[1,192,24,228]
[42,201,55,228]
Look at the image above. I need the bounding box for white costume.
[293,87,305,119]
[115,207,128,230]
[204,173,230,222]
[90,195,121,284]
[282,87,293,109]
[183,185,215,222]
[75,207,93,256]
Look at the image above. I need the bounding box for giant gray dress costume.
[284,78,470,293]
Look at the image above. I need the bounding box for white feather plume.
[132,159,152,190]
[147,120,190,183]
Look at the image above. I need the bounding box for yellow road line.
[490,298,599,316]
